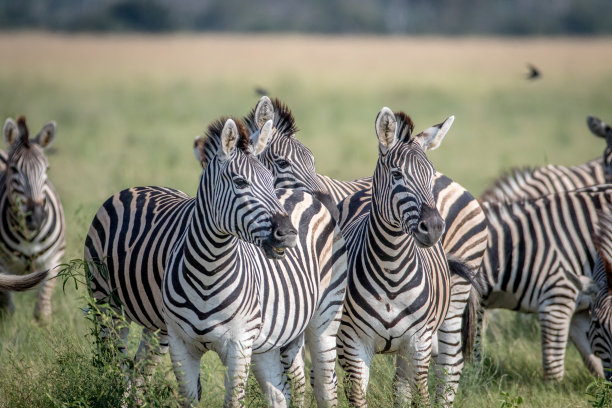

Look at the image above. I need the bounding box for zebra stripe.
[0,117,65,319]
[478,185,612,380]
[336,108,452,406]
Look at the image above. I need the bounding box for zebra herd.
[2,98,612,407]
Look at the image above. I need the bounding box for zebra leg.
[337,330,373,407]
[569,310,604,378]
[538,304,574,381]
[167,326,204,407]
[306,321,340,407]
[395,335,433,407]
[218,339,254,408]
[0,289,15,315]
[280,336,306,407]
[134,329,169,387]
[34,266,58,320]
[251,349,289,408]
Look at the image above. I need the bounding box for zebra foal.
[336,107,453,406]
[0,116,65,319]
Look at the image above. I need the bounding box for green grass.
[1,33,612,407]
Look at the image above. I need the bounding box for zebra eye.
[9,165,18,173]
[391,170,403,180]
[276,158,290,168]
[233,177,249,189]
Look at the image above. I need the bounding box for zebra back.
[480,116,612,203]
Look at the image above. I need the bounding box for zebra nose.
[415,205,444,247]
[271,213,297,246]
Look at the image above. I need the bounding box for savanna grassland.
[0,33,612,407]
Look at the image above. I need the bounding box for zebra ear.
[219,119,239,160]
[3,118,19,147]
[414,116,454,151]
[587,115,611,139]
[194,135,206,167]
[375,107,397,154]
[254,96,274,130]
[33,121,56,148]
[251,119,273,156]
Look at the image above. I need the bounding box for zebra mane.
[394,111,415,143]
[244,97,299,138]
[479,166,539,202]
[15,116,30,148]
[593,210,612,290]
[198,117,251,167]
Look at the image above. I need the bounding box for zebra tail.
[0,270,49,291]
[447,256,481,361]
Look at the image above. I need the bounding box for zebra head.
[372,107,453,248]
[201,117,297,260]
[587,115,612,182]
[2,116,55,232]
[197,97,339,219]
[579,210,612,380]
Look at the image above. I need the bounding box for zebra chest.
[0,238,53,274]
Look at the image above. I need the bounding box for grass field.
[0,33,611,407]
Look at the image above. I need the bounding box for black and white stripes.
[0,116,65,319]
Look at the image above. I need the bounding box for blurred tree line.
[1,0,611,35]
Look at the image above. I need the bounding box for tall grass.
[0,33,611,407]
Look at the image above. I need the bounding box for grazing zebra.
[336,107,452,406]
[579,210,612,380]
[477,185,612,380]
[86,117,347,407]
[479,115,612,203]
[0,117,65,319]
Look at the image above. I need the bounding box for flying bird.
[526,63,540,80]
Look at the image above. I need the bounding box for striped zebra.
[86,117,347,407]
[194,98,487,403]
[318,150,487,406]
[0,117,65,319]
[477,185,612,380]
[336,107,452,406]
[479,115,612,203]
[580,210,612,380]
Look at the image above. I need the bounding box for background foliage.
[2,0,612,35]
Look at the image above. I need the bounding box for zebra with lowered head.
[336,107,453,406]
[476,185,612,380]
[0,116,65,319]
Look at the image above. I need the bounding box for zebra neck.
[362,206,420,276]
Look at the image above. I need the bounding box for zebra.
[476,185,612,380]
[336,107,453,406]
[160,118,347,407]
[86,117,347,407]
[0,117,65,319]
[578,209,612,380]
[479,115,612,203]
[194,97,488,403]
[317,147,487,407]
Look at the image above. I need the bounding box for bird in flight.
[526,63,540,80]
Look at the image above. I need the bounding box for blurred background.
[1,1,612,407]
